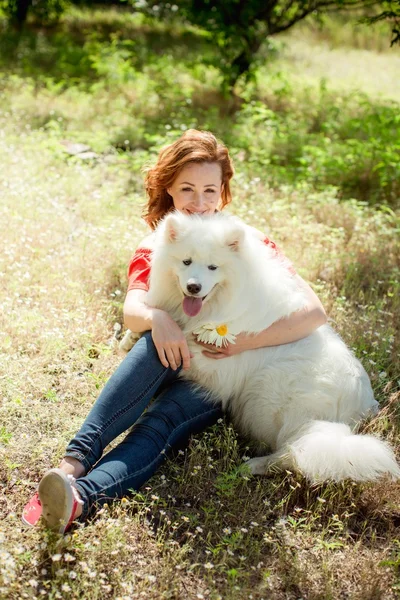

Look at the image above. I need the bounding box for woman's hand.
[152,309,192,371]
[194,332,255,359]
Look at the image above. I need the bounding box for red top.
[127,237,295,292]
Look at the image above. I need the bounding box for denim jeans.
[65,331,222,519]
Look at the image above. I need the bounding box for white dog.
[123,212,399,483]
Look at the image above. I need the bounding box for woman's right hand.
[151,309,191,371]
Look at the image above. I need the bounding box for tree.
[135,0,384,91]
[365,0,400,45]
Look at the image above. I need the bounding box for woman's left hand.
[193,332,255,359]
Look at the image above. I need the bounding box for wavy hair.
[143,129,234,230]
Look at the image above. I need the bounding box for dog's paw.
[119,330,138,353]
[244,457,269,475]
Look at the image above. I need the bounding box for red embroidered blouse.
[127,238,295,292]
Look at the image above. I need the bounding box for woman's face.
[167,162,223,216]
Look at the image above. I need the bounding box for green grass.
[0,7,399,599]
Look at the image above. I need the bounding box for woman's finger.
[180,343,191,370]
[172,345,183,368]
[201,350,226,360]
[156,347,169,369]
[165,347,178,370]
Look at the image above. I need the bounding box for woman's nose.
[192,193,205,209]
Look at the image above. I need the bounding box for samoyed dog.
[124,212,399,483]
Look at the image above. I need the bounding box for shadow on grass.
[0,8,212,87]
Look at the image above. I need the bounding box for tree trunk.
[14,0,32,26]
[225,35,264,92]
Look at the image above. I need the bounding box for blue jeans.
[65,332,222,520]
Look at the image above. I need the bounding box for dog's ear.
[225,226,245,252]
[163,214,181,243]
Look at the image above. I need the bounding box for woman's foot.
[38,468,84,533]
[21,458,85,529]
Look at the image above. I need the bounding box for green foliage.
[226,88,400,205]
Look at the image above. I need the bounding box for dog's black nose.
[187,281,202,295]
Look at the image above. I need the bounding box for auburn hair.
[143,129,235,230]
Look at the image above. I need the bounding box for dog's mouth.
[182,286,216,317]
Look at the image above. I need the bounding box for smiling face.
[167,162,223,216]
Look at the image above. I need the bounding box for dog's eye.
[208,265,218,271]
[182,259,192,266]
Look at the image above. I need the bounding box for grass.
[0,7,399,599]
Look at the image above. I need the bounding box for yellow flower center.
[216,324,228,336]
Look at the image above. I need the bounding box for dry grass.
[0,10,400,599]
[263,32,400,103]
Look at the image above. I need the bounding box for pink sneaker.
[38,468,83,534]
[22,491,42,527]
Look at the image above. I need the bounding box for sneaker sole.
[38,469,73,533]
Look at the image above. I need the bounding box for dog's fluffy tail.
[287,421,400,483]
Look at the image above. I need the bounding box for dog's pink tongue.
[183,296,203,317]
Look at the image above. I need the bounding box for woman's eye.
[208,265,218,271]
[182,187,193,192]
[183,259,192,266]
[205,189,216,194]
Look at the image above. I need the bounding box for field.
[0,8,399,599]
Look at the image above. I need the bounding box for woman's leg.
[63,331,178,474]
[74,379,222,520]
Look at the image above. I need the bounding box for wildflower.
[193,323,237,348]
[28,579,38,588]
[204,562,214,569]
[223,527,232,535]
[69,571,77,579]
[51,554,62,562]
[61,584,71,592]
[64,553,75,562]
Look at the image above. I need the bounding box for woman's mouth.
[184,209,209,215]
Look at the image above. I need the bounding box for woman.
[22,129,326,532]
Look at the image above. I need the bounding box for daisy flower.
[193,323,237,348]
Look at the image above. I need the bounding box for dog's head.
[159,212,246,317]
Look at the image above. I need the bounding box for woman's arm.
[123,290,192,371]
[196,275,327,360]
[123,289,156,334]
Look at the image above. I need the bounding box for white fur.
[141,212,399,483]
